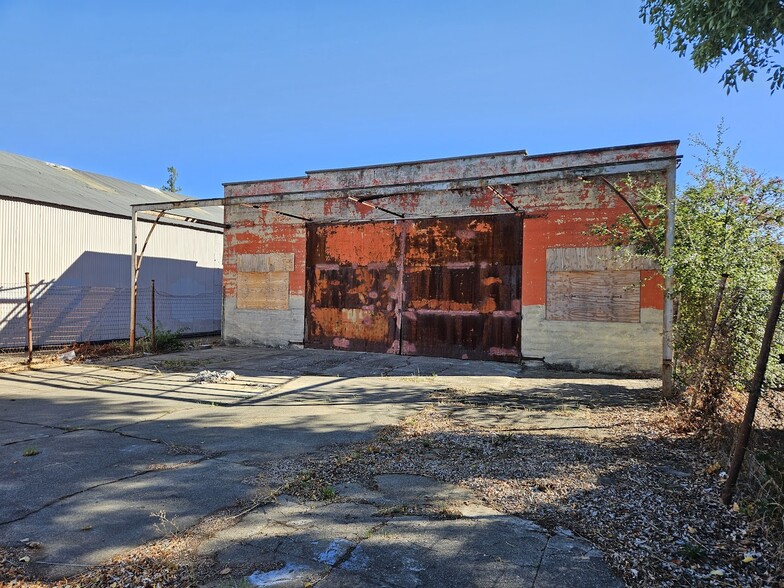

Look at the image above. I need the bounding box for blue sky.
[1,1,781,198]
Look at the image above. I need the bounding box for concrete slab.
[0,370,192,430]
[372,474,475,507]
[0,346,645,585]
[205,476,623,588]
[0,458,258,578]
[0,428,201,524]
[0,418,65,446]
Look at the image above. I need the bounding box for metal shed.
[0,151,224,348]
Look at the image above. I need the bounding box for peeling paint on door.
[305,215,521,362]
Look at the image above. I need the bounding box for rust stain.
[482,277,502,286]
[346,267,381,304]
[405,220,460,269]
[321,224,397,265]
[310,307,391,342]
[410,299,474,312]
[306,215,521,362]
[479,298,497,313]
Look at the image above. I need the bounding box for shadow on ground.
[0,346,661,586]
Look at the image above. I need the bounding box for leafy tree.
[593,126,784,409]
[161,166,182,193]
[640,0,784,92]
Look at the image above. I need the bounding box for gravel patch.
[282,397,781,587]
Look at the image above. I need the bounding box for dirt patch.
[0,337,222,374]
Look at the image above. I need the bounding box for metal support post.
[25,272,33,364]
[151,279,156,352]
[662,160,676,398]
[130,210,138,352]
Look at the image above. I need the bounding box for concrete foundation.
[522,306,662,374]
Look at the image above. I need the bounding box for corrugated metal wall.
[0,199,222,347]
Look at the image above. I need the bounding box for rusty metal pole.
[151,279,156,352]
[25,272,33,364]
[722,259,784,505]
[661,160,677,398]
[129,209,138,352]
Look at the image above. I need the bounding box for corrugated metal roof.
[0,150,223,226]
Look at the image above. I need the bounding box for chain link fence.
[0,279,220,353]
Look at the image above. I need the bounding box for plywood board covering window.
[237,272,290,310]
[546,271,640,322]
[237,253,294,310]
[545,247,643,323]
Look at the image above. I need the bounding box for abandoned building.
[216,141,678,374]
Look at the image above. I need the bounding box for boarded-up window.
[546,271,640,322]
[236,253,294,310]
[545,247,646,323]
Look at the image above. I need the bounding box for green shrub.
[139,321,186,353]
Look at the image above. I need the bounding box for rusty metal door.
[305,214,521,362]
[305,222,402,353]
[401,215,521,362]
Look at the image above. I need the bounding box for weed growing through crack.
[22,447,39,457]
[491,433,515,447]
[151,509,181,537]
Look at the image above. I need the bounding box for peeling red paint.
[468,188,495,211]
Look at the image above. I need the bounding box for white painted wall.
[0,199,222,347]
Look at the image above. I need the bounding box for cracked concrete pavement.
[202,474,622,588]
[0,346,650,585]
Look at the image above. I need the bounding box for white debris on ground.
[58,350,77,362]
[247,562,309,586]
[190,370,236,384]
